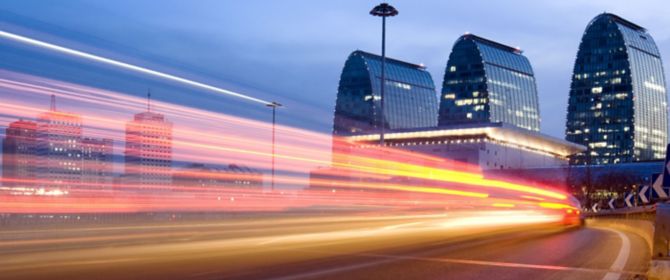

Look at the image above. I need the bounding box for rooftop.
[598,12,646,32]
[346,123,586,157]
[461,33,522,54]
[353,50,427,70]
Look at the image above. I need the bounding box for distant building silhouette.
[2,120,37,190]
[173,163,263,191]
[124,93,173,191]
[439,34,540,131]
[35,95,84,192]
[566,13,668,165]
[81,137,114,190]
[3,96,114,195]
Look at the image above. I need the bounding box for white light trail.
[0,30,273,106]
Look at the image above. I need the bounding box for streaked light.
[0,30,273,106]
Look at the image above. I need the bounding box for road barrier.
[588,202,670,280]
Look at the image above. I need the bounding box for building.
[2,120,37,191]
[345,123,585,171]
[173,163,263,191]
[124,108,173,191]
[81,137,114,190]
[311,123,584,192]
[566,13,668,165]
[2,96,114,195]
[333,50,439,136]
[439,34,541,132]
[35,95,84,193]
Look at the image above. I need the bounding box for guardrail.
[587,202,670,280]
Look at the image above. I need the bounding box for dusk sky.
[1,0,669,138]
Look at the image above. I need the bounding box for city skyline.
[1,1,669,139]
[1,3,669,279]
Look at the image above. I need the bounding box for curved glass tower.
[439,34,541,131]
[333,50,438,136]
[566,13,668,165]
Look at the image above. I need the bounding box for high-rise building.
[124,103,173,191]
[333,50,438,136]
[2,120,37,189]
[439,34,541,131]
[81,137,114,190]
[566,13,668,165]
[36,95,83,192]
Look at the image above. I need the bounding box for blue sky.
[1,0,669,138]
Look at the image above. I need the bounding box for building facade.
[2,120,37,190]
[346,123,584,171]
[333,50,438,136]
[125,111,173,191]
[439,34,541,131]
[566,13,668,165]
[35,96,84,193]
[81,137,114,190]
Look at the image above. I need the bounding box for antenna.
[50,94,56,111]
[147,88,151,112]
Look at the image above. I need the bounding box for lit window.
[449,66,457,72]
[591,87,602,94]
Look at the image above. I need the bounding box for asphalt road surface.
[0,212,650,280]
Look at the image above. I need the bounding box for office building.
[2,120,37,190]
[81,137,114,190]
[439,34,541,131]
[333,50,438,136]
[566,13,668,165]
[125,108,173,191]
[35,96,83,193]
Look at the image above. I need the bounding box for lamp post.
[370,3,398,146]
[267,101,282,192]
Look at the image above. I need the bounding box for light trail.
[0,30,274,106]
[0,71,577,216]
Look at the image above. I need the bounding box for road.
[0,211,649,280]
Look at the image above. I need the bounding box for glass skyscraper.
[333,50,438,136]
[439,34,541,131]
[566,13,668,165]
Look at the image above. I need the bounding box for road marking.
[271,248,643,280]
[600,228,631,280]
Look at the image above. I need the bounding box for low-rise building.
[345,123,585,171]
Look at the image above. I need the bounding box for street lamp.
[370,3,398,146]
[267,101,282,192]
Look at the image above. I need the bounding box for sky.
[1,0,669,138]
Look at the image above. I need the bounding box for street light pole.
[267,101,282,192]
[370,3,398,146]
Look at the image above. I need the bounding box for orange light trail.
[0,71,576,216]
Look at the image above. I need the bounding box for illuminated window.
[449,66,457,72]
